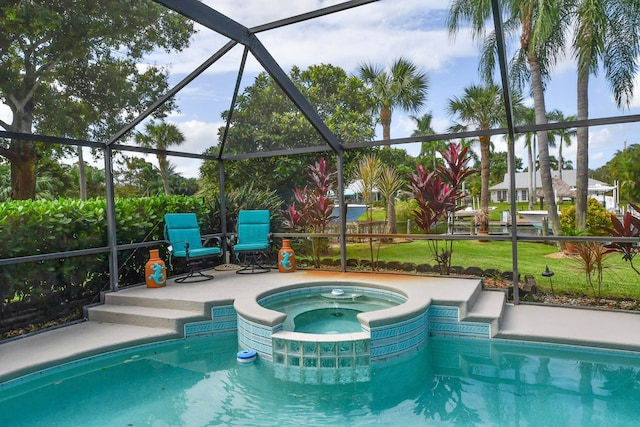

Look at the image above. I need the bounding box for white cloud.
[170,120,224,178]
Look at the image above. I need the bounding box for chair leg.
[175,265,214,283]
[236,252,270,274]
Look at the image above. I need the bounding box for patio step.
[103,291,208,313]
[462,289,506,337]
[87,304,208,333]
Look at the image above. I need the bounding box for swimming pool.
[2,334,640,426]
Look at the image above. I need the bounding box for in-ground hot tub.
[260,286,404,334]
[235,281,433,383]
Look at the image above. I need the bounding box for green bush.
[559,198,610,235]
[0,195,212,308]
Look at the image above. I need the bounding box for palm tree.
[517,107,538,210]
[135,121,185,195]
[359,57,429,234]
[448,0,573,236]
[547,109,576,182]
[572,0,640,230]
[411,113,446,170]
[447,83,505,234]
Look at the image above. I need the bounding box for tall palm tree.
[572,0,640,230]
[359,57,429,234]
[135,121,185,195]
[448,0,572,236]
[411,113,447,170]
[447,83,505,234]
[517,107,538,209]
[547,109,576,182]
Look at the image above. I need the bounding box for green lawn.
[340,239,639,300]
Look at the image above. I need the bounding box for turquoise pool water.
[2,334,640,426]
[293,308,361,333]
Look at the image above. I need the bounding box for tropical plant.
[378,165,404,240]
[573,241,614,299]
[353,155,382,268]
[135,121,185,195]
[358,57,429,234]
[605,203,640,275]
[571,0,640,231]
[447,83,505,234]
[285,158,337,268]
[448,0,573,237]
[407,143,474,274]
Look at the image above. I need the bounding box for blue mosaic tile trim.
[369,310,429,363]
[237,315,282,361]
[430,321,490,338]
[183,304,238,337]
[258,285,406,306]
[428,304,490,338]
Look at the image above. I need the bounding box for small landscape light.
[541,265,555,296]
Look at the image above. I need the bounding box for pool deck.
[2,269,640,384]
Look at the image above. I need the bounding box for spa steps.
[462,289,507,336]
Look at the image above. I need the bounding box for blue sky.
[4,0,639,179]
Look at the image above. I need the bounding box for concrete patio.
[2,269,640,384]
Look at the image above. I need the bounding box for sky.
[3,0,640,179]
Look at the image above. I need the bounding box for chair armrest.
[202,236,222,247]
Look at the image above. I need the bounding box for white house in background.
[489,170,615,205]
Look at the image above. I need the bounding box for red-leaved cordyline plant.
[407,142,474,274]
[284,158,337,268]
[604,203,640,275]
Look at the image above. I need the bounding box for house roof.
[535,177,576,198]
[489,170,611,191]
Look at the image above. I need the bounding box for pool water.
[260,289,402,333]
[2,334,640,426]
[293,308,361,333]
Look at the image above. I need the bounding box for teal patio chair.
[232,210,271,274]
[164,213,221,282]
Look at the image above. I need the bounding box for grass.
[338,239,639,300]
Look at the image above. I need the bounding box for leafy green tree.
[447,83,505,234]
[204,64,376,201]
[114,156,163,198]
[0,1,194,200]
[135,121,185,195]
[490,151,523,185]
[572,0,640,231]
[358,57,429,234]
[593,144,640,203]
[449,0,573,236]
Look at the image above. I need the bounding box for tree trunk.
[380,107,396,233]
[528,140,534,210]
[380,108,392,142]
[158,154,171,195]
[479,134,491,233]
[7,104,37,200]
[529,54,561,236]
[386,197,397,235]
[558,141,563,182]
[78,146,87,200]
[575,74,589,231]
